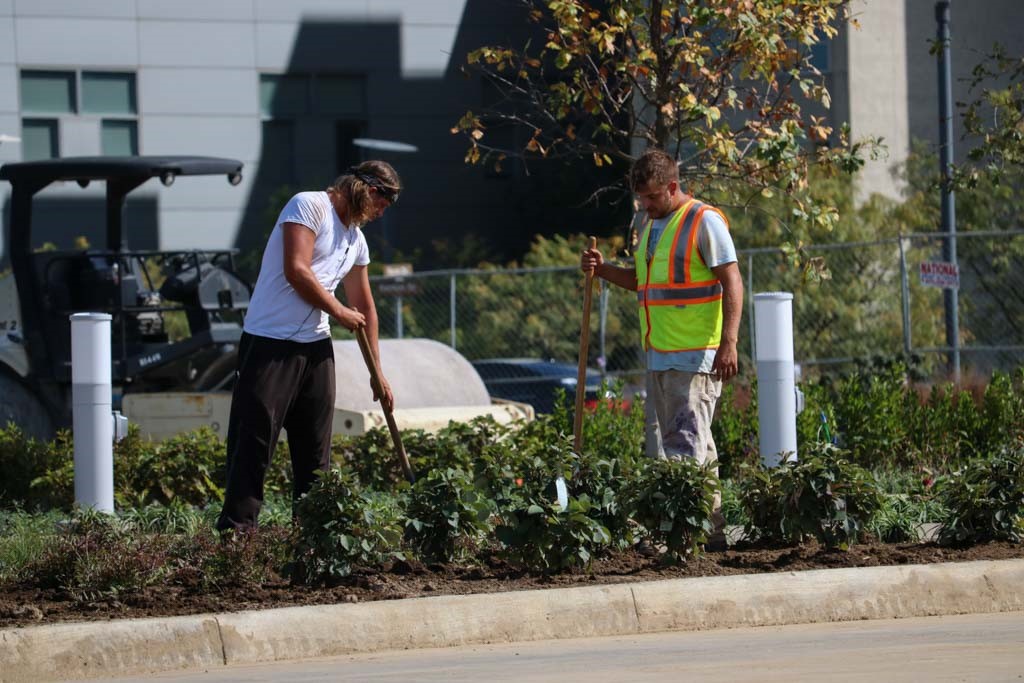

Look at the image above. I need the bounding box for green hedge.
[2,370,1023,595]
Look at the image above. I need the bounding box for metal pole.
[936,0,960,381]
[450,273,457,349]
[395,294,403,339]
[897,236,913,355]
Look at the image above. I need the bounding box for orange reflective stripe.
[683,205,707,282]
[666,199,695,285]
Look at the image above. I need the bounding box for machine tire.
[0,368,55,440]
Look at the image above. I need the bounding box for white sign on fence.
[919,261,960,289]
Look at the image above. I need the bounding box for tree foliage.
[956,45,1024,193]
[455,0,875,234]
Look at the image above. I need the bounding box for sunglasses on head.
[348,168,399,205]
[373,185,399,205]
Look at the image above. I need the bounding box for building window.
[18,69,138,158]
[82,72,136,115]
[21,118,59,160]
[21,70,76,114]
[101,120,138,156]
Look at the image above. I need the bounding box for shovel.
[573,236,598,454]
[355,325,416,484]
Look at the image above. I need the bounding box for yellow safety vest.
[636,199,727,352]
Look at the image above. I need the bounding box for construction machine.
[0,156,251,439]
[0,156,530,441]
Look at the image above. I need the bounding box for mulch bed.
[2,539,1022,629]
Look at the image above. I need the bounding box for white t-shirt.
[244,191,370,342]
[644,203,737,373]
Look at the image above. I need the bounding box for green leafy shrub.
[976,370,1024,455]
[624,458,719,562]
[404,467,494,562]
[25,431,75,510]
[569,452,635,550]
[937,447,1024,544]
[830,366,913,464]
[122,427,224,507]
[291,468,404,584]
[494,496,611,571]
[576,382,645,467]
[0,424,74,510]
[335,427,413,489]
[739,444,884,549]
[714,383,760,477]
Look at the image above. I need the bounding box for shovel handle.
[573,236,598,453]
[355,325,416,484]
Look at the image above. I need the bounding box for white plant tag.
[555,476,569,510]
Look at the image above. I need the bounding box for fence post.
[395,294,404,339]
[450,272,457,349]
[897,236,913,355]
[936,0,960,381]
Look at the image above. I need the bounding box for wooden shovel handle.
[355,325,415,484]
[573,236,598,453]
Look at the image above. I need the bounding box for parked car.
[471,358,607,415]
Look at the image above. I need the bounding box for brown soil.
[2,540,1023,630]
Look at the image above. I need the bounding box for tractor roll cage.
[0,155,245,399]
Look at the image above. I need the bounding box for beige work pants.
[645,369,726,542]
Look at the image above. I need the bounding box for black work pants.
[217,332,335,531]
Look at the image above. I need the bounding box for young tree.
[454,0,875,236]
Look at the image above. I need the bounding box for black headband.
[346,167,397,200]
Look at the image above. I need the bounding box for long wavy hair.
[327,160,402,226]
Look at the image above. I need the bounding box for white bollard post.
[71,312,114,513]
[754,292,798,467]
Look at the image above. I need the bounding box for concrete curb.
[2,559,1023,682]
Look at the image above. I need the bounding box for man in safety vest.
[581,148,743,550]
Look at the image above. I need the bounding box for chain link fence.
[369,230,1024,388]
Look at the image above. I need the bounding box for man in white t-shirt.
[217,161,402,532]
[580,149,744,551]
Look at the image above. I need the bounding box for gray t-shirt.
[643,204,736,373]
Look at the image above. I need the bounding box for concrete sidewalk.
[2,559,1023,682]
